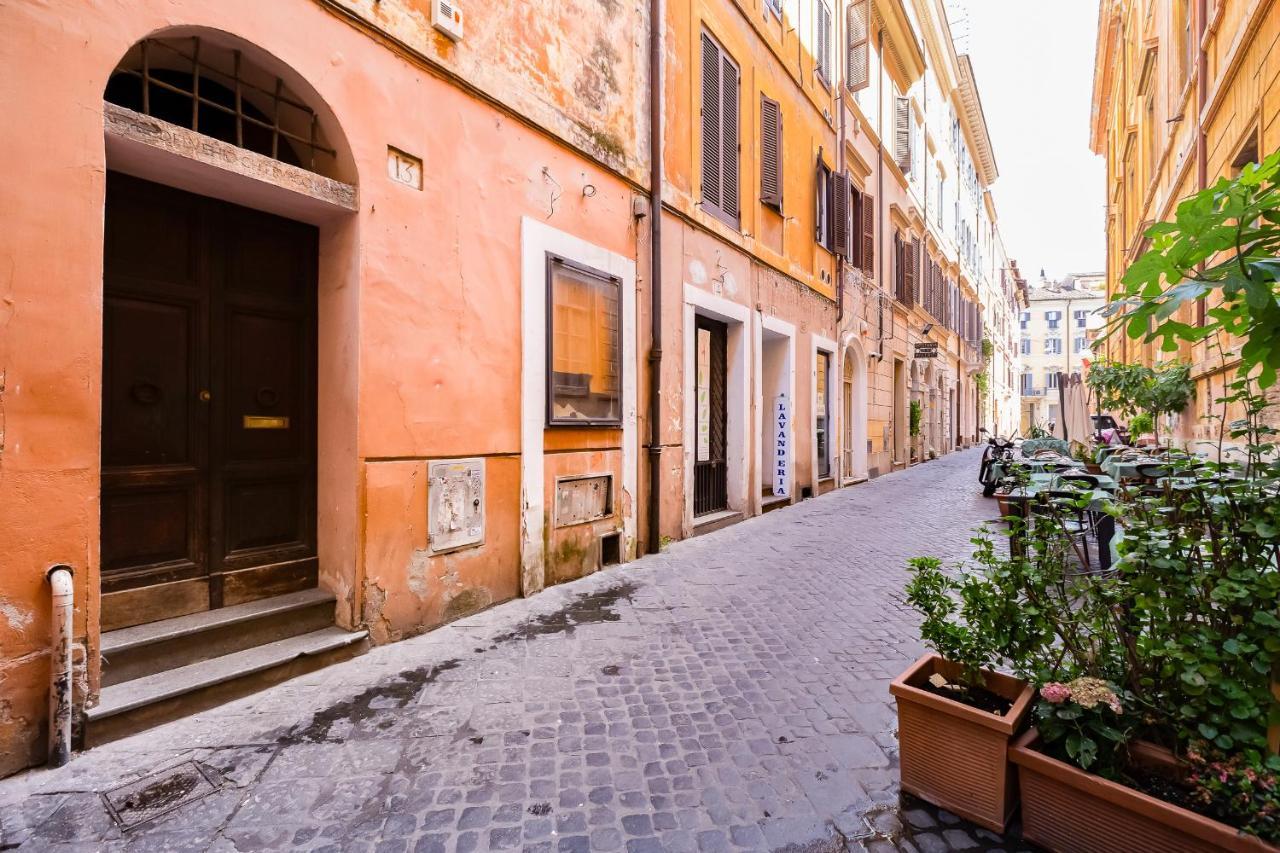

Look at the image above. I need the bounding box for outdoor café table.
[990,455,1084,480]
[1000,480,1118,572]
[1101,454,1161,480]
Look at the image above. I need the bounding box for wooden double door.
[101,174,318,628]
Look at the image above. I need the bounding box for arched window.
[106,36,338,177]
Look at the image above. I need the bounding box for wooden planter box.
[1009,729,1276,852]
[890,654,1034,832]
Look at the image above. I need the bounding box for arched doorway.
[100,31,354,629]
[841,335,869,482]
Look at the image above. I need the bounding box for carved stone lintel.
[104,102,357,212]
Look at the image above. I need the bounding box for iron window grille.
[106,36,336,176]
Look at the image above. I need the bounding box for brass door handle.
[198,390,212,402]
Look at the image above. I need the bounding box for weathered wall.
[323,0,649,182]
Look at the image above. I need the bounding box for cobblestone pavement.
[1,447,1037,852]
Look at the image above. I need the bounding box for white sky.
[958,0,1106,282]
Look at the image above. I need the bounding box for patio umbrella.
[1063,374,1092,445]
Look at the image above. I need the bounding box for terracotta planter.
[1010,729,1276,852]
[890,654,1035,832]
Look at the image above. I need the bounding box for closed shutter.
[892,234,902,299]
[833,172,851,257]
[700,33,722,212]
[701,32,739,226]
[911,237,921,305]
[720,51,740,221]
[818,2,832,82]
[846,0,870,92]
[902,238,914,305]
[760,95,783,210]
[894,97,912,174]
[860,192,875,277]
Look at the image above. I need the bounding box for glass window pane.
[549,258,621,424]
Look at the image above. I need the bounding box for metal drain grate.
[102,760,220,830]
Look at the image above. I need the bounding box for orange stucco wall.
[0,0,645,776]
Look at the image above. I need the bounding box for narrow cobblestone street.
[1,448,1034,852]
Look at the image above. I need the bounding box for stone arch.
[840,333,869,482]
[105,26,357,185]
[98,26,363,628]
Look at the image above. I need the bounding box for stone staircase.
[88,589,367,745]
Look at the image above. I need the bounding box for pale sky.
[957,0,1106,282]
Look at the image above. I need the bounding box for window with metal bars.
[105,36,336,177]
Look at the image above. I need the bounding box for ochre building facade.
[1091,0,1280,443]
[0,0,1022,776]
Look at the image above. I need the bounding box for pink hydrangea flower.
[1040,682,1071,704]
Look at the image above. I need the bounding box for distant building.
[1019,273,1106,432]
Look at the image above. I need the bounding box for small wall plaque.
[428,458,484,554]
[387,146,423,190]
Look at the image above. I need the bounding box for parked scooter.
[977,427,1019,497]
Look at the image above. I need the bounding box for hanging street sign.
[914,341,939,358]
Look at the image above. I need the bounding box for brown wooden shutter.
[902,237,914,305]
[833,173,851,257]
[700,33,722,212]
[760,95,782,210]
[894,97,912,173]
[860,192,875,277]
[720,52,740,221]
[846,0,870,92]
[911,237,921,305]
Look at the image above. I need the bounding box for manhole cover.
[102,760,220,830]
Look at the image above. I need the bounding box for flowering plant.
[1186,745,1280,844]
[1034,678,1133,778]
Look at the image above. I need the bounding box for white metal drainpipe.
[47,564,74,768]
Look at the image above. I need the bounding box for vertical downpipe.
[646,0,664,555]
[47,565,74,767]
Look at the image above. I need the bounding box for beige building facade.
[1018,273,1106,433]
[1091,0,1280,446]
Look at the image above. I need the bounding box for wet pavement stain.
[488,581,637,643]
[275,581,637,746]
[277,658,462,744]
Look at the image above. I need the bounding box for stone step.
[101,589,338,687]
[86,626,368,746]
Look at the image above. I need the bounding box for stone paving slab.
[0,448,1037,851]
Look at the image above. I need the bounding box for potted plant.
[892,557,1035,832]
[907,480,1279,849]
[1004,469,1280,852]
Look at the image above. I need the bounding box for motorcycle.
[977,428,1019,497]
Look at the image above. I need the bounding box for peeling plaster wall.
[323,0,649,181]
[360,458,520,644]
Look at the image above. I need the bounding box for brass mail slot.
[243,415,290,429]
